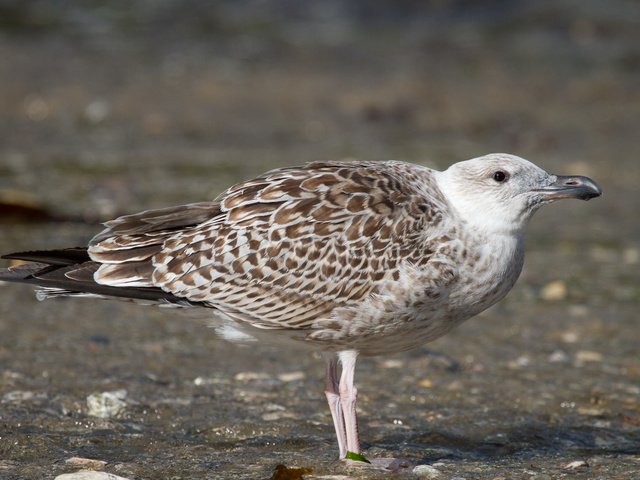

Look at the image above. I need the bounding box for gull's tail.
[1,201,221,306]
[0,248,195,305]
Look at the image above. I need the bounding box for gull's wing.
[92,161,450,330]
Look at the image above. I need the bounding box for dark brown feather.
[0,259,194,304]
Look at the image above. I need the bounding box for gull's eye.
[493,171,508,183]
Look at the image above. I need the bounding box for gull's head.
[436,153,602,235]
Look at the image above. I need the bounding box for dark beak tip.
[582,190,602,201]
[547,175,602,201]
[582,179,603,201]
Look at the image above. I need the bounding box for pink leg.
[338,350,361,455]
[323,353,347,458]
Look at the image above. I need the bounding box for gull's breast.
[305,233,525,356]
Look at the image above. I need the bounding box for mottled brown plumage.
[87,160,467,354]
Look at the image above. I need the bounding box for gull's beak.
[535,175,602,201]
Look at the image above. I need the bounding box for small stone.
[589,246,616,263]
[262,412,284,421]
[563,460,588,470]
[84,100,110,124]
[2,370,23,380]
[382,359,404,368]
[593,420,612,428]
[1,390,47,403]
[193,375,226,385]
[277,371,306,382]
[55,471,132,480]
[234,371,270,381]
[65,457,107,470]
[23,94,49,121]
[271,465,313,479]
[623,248,639,265]
[548,350,569,363]
[86,390,127,418]
[540,280,567,301]
[620,414,640,426]
[262,403,294,421]
[560,331,579,343]
[507,355,530,369]
[412,464,441,478]
[624,385,640,395]
[421,410,443,421]
[417,379,433,388]
[577,407,605,416]
[575,350,603,362]
[446,380,464,391]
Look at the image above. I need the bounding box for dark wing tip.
[2,248,90,266]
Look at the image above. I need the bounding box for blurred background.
[0,1,638,479]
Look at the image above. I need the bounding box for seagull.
[0,153,601,463]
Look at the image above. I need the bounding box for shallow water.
[1,1,639,479]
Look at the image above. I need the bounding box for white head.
[436,153,601,236]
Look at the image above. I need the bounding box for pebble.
[277,371,306,382]
[193,375,225,386]
[577,406,605,416]
[563,460,589,470]
[412,464,442,478]
[55,471,131,480]
[23,94,49,121]
[575,350,603,362]
[507,355,530,369]
[381,359,404,368]
[234,371,271,381]
[623,247,638,264]
[65,457,107,470]
[2,370,23,381]
[2,390,47,403]
[589,246,617,263]
[446,380,464,391]
[560,331,579,343]
[265,403,286,412]
[86,390,127,418]
[262,403,294,421]
[540,280,568,301]
[83,100,110,124]
[548,350,570,363]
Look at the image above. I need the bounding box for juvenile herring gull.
[0,153,601,462]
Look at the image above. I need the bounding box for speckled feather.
[87,160,521,355]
